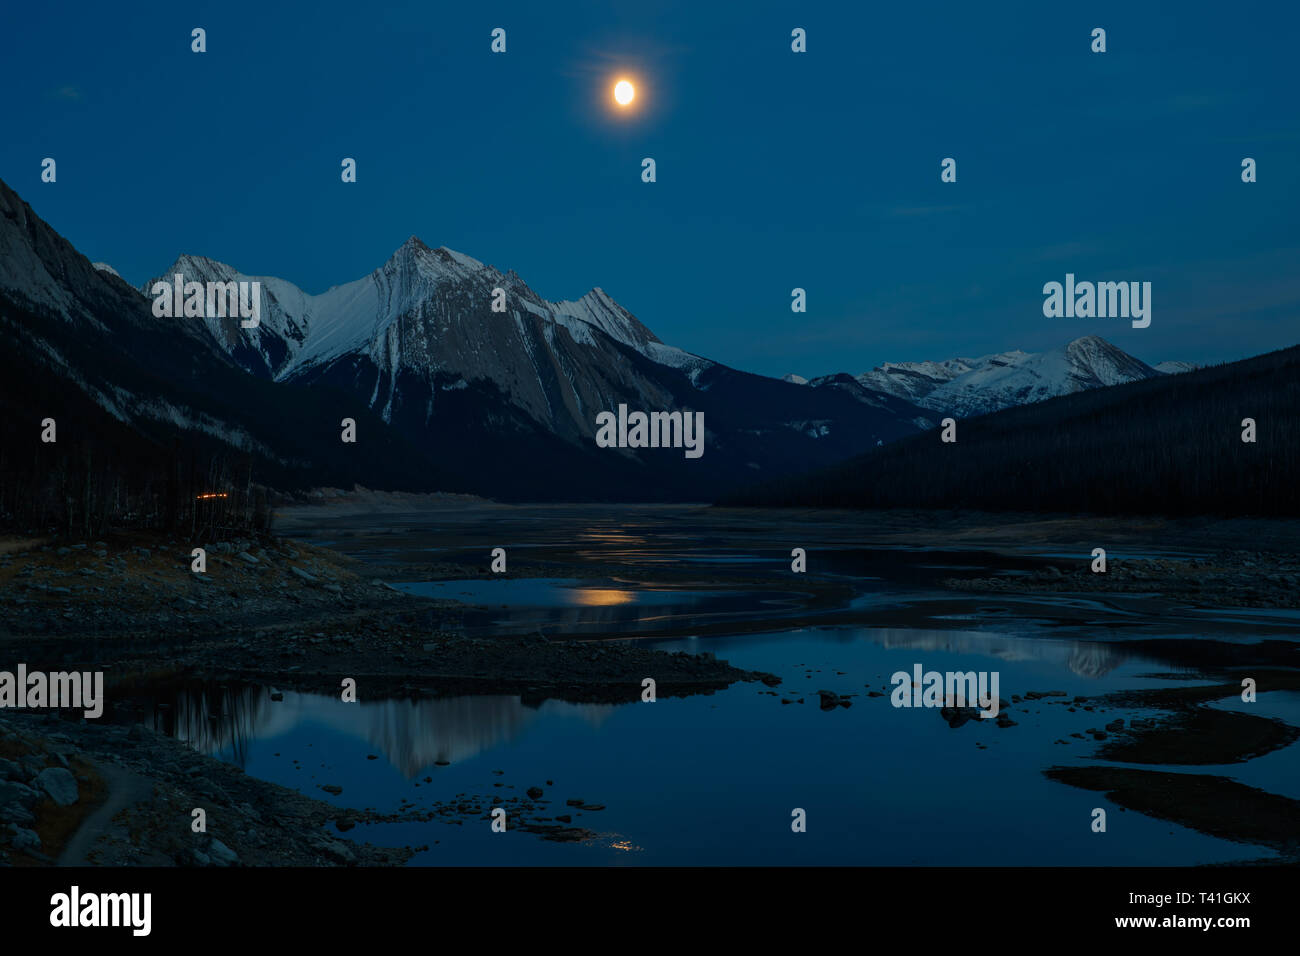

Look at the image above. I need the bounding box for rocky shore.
[945,551,1300,609]
[0,531,777,704]
[0,711,414,867]
[0,528,779,867]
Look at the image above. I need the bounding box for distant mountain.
[855,351,1029,409]
[789,336,1193,418]
[722,344,1300,516]
[908,335,1159,417]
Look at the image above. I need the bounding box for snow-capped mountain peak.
[803,335,1164,418]
[915,335,1157,416]
[142,240,677,384]
[384,237,489,281]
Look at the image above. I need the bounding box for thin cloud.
[559,38,692,80]
[885,203,967,218]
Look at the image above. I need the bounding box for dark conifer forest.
[721,345,1300,517]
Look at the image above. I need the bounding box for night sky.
[4,0,1297,378]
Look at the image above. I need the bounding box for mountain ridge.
[784,335,1193,417]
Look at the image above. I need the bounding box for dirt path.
[57,760,154,866]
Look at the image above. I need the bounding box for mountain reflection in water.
[148,626,1131,778]
[154,686,614,777]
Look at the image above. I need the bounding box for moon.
[613,80,635,106]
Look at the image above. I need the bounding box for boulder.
[314,838,355,864]
[35,767,79,806]
[207,838,239,867]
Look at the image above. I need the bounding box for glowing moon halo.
[613,80,635,106]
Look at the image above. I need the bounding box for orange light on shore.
[570,588,635,607]
[195,493,229,500]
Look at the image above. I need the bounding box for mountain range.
[1,172,1257,521]
[132,237,938,499]
[785,337,1199,418]
[0,176,928,511]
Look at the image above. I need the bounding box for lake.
[134,504,1300,865]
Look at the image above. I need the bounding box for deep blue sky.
[3,0,1297,377]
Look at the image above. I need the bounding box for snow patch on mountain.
[787,420,831,438]
[27,335,133,423]
[550,287,661,353]
[642,342,715,384]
